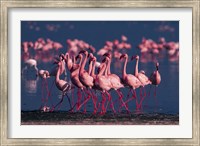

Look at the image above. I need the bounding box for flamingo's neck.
[107,58,111,74]
[122,57,127,78]
[66,55,72,70]
[88,60,93,75]
[135,58,139,76]
[78,55,83,66]
[105,60,109,76]
[80,54,87,74]
[56,65,61,82]
[91,60,96,77]
[98,63,106,76]
[72,55,76,64]
[156,65,159,71]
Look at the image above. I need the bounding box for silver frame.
[0,0,199,145]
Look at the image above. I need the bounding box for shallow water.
[21,21,179,124]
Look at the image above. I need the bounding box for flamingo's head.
[65,52,69,58]
[89,53,94,59]
[79,50,88,55]
[103,52,112,59]
[89,56,94,63]
[131,55,139,61]
[92,56,96,62]
[120,54,127,60]
[76,54,82,61]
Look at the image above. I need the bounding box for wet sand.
[21,111,179,125]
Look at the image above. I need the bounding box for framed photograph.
[1,0,199,145]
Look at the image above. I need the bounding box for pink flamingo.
[64,53,73,71]
[132,55,151,91]
[103,53,129,113]
[39,55,67,108]
[38,69,50,106]
[131,55,151,109]
[68,54,86,112]
[53,42,63,53]
[78,51,96,113]
[149,62,161,96]
[51,59,74,111]
[94,57,115,114]
[120,54,142,111]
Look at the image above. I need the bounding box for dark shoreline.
[21,111,179,125]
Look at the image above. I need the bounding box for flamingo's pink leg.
[117,90,129,113]
[154,86,157,97]
[148,85,152,97]
[51,93,64,111]
[131,89,141,111]
[105,91,116,114]
[76,88,82,111]
[89,89,98,114]
[77,89,90,113]
[47,80,55,108]
[100,92,106,115]
[44,79,50,103]
[68,88,75,112]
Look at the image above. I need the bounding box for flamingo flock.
[23,49,161,115]
[138,37,179,63]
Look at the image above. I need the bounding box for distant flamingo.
[120,54,142,111]
[22,59,39,76]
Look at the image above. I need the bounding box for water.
[21,21,179,116]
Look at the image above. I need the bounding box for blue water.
[21,21,179,114]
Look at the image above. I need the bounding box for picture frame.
[0,0,199,145]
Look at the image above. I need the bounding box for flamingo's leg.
[76,88,82,111]
[89,89,98,114]
[77,89,90,113]
[51,93,64,111]
[154,86,157,97]
[44,79,50,103]
[105,91,116,114]
[47,80,55,107]
[131,89,141,111]
[100,92,106,115]
[117,89,129,113]
[66,93,72,109]
[148,85,152,97]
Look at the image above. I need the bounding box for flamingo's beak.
[120,54,126,60]
[131,55,137,61]
[89,56,94,63]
